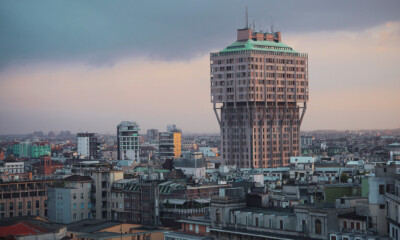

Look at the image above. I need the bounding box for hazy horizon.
[1,0,399,134]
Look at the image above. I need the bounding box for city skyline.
[1,1,399,134]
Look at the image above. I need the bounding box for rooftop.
[220,39,298,54]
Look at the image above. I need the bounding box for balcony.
[385,192,400,203]
[161,207,207,215]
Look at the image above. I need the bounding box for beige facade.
[211,28,308,168]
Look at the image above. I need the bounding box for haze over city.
[0,0,399,134]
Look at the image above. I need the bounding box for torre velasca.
[211,26,309,168]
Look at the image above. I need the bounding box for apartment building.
[0,179,58,219]
[47,175,94,224]
[159,131,182,160]
[210,25,308,168]
[71,161,124,220]
[77,133,99,159]
[117,121,140,163]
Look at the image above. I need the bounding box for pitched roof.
[0,222,47,237]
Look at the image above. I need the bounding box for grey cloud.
[0,0,399,71]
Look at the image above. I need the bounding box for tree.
[340,172,349,183]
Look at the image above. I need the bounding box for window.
[351,222,354,229]
[216,209,221,222]
[380,204,385,209]
[73,193,77,199]
[379,185,385,195]
[302,220,306,232]
[9,202,13,210]
[81,193,84,199]
[280,220,283,230]
[81,203,84,209]
[356,222,360,230]
[315,219,322,234]
[73,213,76,220]
[73,203,77,210]
[18,202,22,210]
[189,224,193,231]
[343,221,347,229]
[195,225,199,233]
[36,200,39,208]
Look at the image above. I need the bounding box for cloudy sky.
[0,0,399,134]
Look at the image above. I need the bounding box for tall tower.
[117,121,140,163]
[210,26,309,168]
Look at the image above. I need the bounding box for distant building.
[32,156,63,176]
[11,141,30,158]
[159,131,182,160]
[174,152,207,180]
[147,129,159,141]
[199,147,218,157]
[301,135,314,148]
[11,141,51,158]
[47,175,94,224]
[167,124,178,133]
[0,161,25,174]
[117,121,140,163]
[77,133,99,159]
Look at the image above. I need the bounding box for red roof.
[0,222,47,237]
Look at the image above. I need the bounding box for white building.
[289,156,314,182]
[0,162,25,174]
[117,121,140,163]
[77,133,98,159]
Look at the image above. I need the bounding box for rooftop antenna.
[253,20,256,31]
[245,5,249,29]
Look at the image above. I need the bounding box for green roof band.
[220,40,299,54]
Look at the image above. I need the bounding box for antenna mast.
[245,5,249,29]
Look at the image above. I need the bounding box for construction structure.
[210,17,309,168]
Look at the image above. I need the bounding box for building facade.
[77,133,99,159]
[159,131,182,160]
[210,26,308,168]
[117,121,140,163]
[47,175,94,224]
[0,179,57,219]
[147,129,159,142]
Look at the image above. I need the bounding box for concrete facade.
[117,121,140,163]
[47,175,94,224]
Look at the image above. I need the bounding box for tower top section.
[237,28,281,42]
